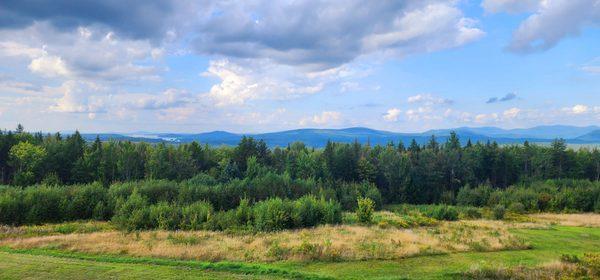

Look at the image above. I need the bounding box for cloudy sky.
[0,0,599,133]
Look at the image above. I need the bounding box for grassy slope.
[273,226,600,279]
[0,226,597,279]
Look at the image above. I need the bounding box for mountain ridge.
[78,125,600,147]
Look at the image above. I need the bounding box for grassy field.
[0,251,288,280]
[0,214,598,279]
[274,226,600,279]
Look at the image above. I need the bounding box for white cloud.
[28,55,71,78]
[49,81,106,114]
[499,0,600,53]
[0,23,161,82]
[0,41,46,58]
[227,109,289,126]
[383,108,402,122]
[405,106,436,121]
[503,107,521,119]
[193,1,483,70]
[299,111,342,126]
[407,94,453,105]
[474,113,500,124]
[203,59,339,106]
[562,104,590,114]
[156,107,196,122]
[122,89,193,110]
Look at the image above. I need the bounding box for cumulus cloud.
[488,0,600,53]
[28,55,71,77]
[0,23,162,82]
[474,113,500,124]
[121,89,194,110]
[486,92,517,103]
[562,104,590,114]
[299,111,342,126]
[407,94,453,105]
[203,59,362,106]
[156,107,196,122]
[383,108,402,122]
[405,106,437,121]
[49,81,106,114]
[192,0,483,70]
[503,107,521,119]
[0,0,192,42]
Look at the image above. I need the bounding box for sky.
[0,0,599,133]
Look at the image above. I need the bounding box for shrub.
[492,205,506,220]
[136,180,179,204]
[234,198,253,227]
[149,202,182,230]
[460,207,482,219]
[508,202,526,214]
[0,190,23,225]
[112,192,150,231]
[293,195,322,227]
[456,184,492,207]
[67,183,109,220]
[253,198,294,231]
[180,201,213,230]
[427,205,459,221]
[356,197,375,224]
[293,195,342,228]
[22,186,66,224]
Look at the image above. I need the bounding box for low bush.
[492,205,506,220]
[425,205,459,221]
[356,197,375,224]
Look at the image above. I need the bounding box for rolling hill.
[79,125,600,147]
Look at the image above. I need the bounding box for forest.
[1,124,600,230]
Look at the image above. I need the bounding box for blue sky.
[0,0,599,133]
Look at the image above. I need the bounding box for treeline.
[1,125,599,205]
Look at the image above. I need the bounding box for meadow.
[0,211,598,279]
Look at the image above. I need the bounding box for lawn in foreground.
[0,251,286,280]
[273,226,600,279]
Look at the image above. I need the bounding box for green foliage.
[492,205,506,220]
[253,198,295,231]
[425,205,459,221]
[180,201,213,230]
[356,197,375,224]
[508,202,526,214]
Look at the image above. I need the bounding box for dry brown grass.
[529,213,600,227]
[464,261,582,280]
[0,220,529,262]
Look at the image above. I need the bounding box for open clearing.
[0,214,599,280]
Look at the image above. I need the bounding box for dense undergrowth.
[1,176,599,231]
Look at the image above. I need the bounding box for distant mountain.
[79,125,600,147]
[575,130,600,142]
[425,125,600,140]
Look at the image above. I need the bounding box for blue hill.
[80,125,600,147]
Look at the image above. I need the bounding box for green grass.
[0,251,283,280]
[0,226,598,279]
[0,247,329,280]
[272,226,600,279]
